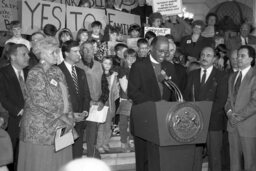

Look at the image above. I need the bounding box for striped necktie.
[71,66,79,94]
[18,70,27,98]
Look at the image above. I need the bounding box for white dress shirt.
[12,65,24,80]
[235,65,251,84]
[64,61,77,76]
[200,66,213,83]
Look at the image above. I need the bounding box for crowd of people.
[0,0,256,171]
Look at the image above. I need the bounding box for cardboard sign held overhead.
[144,27,171,36]
[22,0,66,34]
[22,0,141,35]
[152,0,182,16]
[0,0,19,31]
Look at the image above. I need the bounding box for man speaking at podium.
[128,36,177,171]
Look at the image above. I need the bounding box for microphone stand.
[163,79,184,102]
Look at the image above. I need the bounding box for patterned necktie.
[234,71,242,98]
[18,71,26,98]
[71,66,79,94]
[201,69,207,85]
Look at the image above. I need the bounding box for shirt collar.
[150,54,159,64]
[240,65,251,78]
[64,60,73,74]
[200,65,213,73]
[11,64,23,79]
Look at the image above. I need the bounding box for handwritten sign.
[144,27,171,36]
[43,0,137,11]
[152,0,182,16]
[0,0,19,31]
[127,38,139,51]
[107,9,140,35]
[22,0,66,34]
[22,0,141,35]
[66,6,106,32]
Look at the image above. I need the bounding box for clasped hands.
[227,111,245,126]
[74,111,89,122]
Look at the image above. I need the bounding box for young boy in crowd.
[89,21,103,42]
[137,38,149,58]
[113,43,128,70]
[5,21,31,50]
[117,48,137,152]
[128,24,141,38]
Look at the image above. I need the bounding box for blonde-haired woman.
[18,37,75,171]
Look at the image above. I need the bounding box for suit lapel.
[145,57,161,99]
[193,69,201,100]
[236,68,253,102]
[7,65,24,101]
[59,62,77,95]
[204,67,216,87]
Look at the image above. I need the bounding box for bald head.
[230,49,238,69]
[166,41,176,62]
[240,23,251,38]
[150,36,169,63]
[200,47,216,69]
[151,36,169,47]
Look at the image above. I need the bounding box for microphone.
[158,69,184,102]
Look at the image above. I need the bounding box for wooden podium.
[131,100,212,171]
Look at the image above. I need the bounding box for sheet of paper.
[55,128,74,152]
[86,105,109,123]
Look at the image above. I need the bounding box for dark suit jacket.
[0,64,28,140]
[184,67,228,130]
[174,63,187,94]
[128,56,177,105]
[58,62,90,113]
[180,35,214,60]
[226,35,256,51]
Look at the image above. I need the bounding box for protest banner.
[22,0,66,34]
[107,9,140,35]
[22,0,140,35]
[152,0,182,16]
[144,27,171,36]
[43,0,137,11]
[66,6,106,32]
[0,0,19,31]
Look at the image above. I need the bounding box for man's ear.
[9,54,15,62]
[150,45,153,52]
[64,51,69,59]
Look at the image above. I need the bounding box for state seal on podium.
[166,102,203,143]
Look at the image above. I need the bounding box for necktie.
[18,71,26,98]
[234,71,242,98]
[71,66,79,94]
[201,69,207,85]
[245,38,248,45]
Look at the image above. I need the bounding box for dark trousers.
[207,131,223,171]
[192,144,203,171]
[72,121,86,158]
[7,118,20,171]
[85,121,101,159]
[222,130,230,171]
[134,136,148,171]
